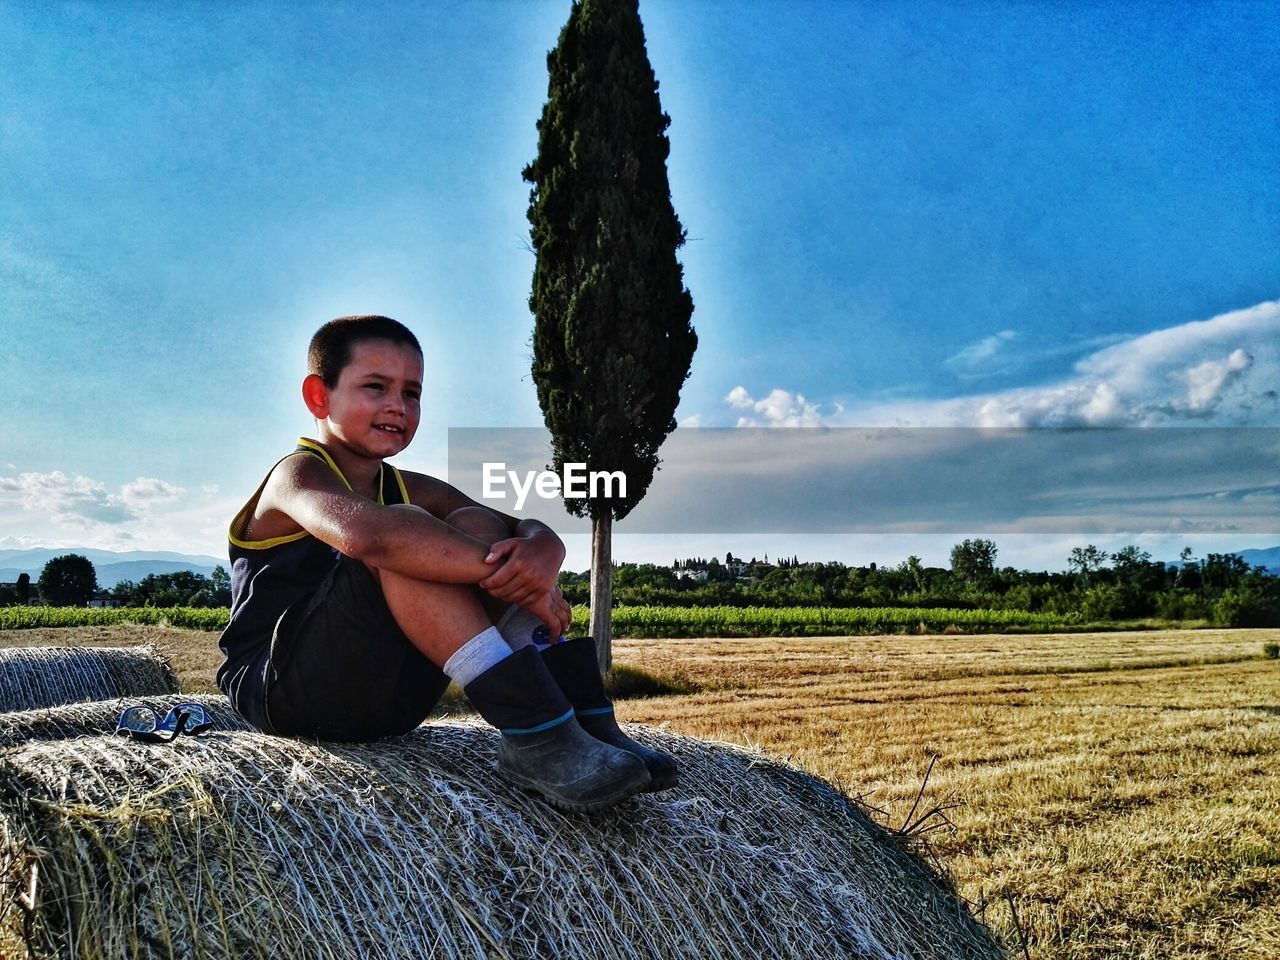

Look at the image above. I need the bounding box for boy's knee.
[445,505,508,542]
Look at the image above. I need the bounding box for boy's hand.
[479,533,564,610]
[526,586,573,636]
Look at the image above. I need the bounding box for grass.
[2,624,1277,959]
[615,630,1280,960]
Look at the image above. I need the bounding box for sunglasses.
[115,702,214,743]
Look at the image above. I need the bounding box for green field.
[0,606,230,631]
[0,603,1075,636]
[603,603,1074,636]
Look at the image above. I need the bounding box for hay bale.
[0,719,1003,959]
[0,646,179,713]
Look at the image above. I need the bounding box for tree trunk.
[589,513,613,675]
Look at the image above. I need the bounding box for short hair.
[308,316,422,387]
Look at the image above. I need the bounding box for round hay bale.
[0,646,180,714]
[0,694,250,749]
[0,722,1003,959]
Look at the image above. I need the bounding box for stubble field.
[2,624,1277,959]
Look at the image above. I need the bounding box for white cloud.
[840,299,1280,427]
[945,329,1017,376]
[120,477,186,510]
[0,471,130,523]
[0,476,189,542]
[725,386,829,427]
[0,471,198,546]
[717,301,1280,430]
[1180,347,1252,411]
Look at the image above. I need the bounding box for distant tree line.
[8,544,1279,627]
[0,555,232,608]
[558,539,1280,628]
[112,568,232,608]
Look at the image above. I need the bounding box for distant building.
[0,581,39,607]
[675,569,709,582]
[87,592,122,609]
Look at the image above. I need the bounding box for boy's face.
[305,338,424,460]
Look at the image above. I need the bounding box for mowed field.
[3,624,1278,960]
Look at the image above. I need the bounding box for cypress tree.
[524,0,696,671]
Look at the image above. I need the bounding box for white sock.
[442,626,512,687]
[496,606,561,651]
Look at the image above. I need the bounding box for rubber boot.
[541,636,679,792]
[463,647,650,812]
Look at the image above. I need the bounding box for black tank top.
[215,438,408,729]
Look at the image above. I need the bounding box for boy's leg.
[370,505,534,667]
[541,637,679,792]
[369,554,499,669]
[428,508,676,792]
[263,555,453,741]
[263,506,540,740]
[434,506,559,651]
[372,506,649,811]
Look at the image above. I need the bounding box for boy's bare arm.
[259,456,497,584]
[403,471,567,610]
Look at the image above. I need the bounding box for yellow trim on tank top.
[228,525,310,551]
[227,438,395,549]
[391,462,410,504]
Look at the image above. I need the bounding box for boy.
[217,315,676,811]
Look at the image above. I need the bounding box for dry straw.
[0,699,1003,960]
[0,646,179,714]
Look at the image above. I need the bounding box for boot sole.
[497,765,651,812]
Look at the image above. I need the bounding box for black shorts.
[263,555,450,742]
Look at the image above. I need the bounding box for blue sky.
[1,1,1277,572]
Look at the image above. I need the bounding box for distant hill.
[1161,547,1280,575]
[1125,548,1280,577]
[1235,547,1280,575]
[0,548,224,589]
